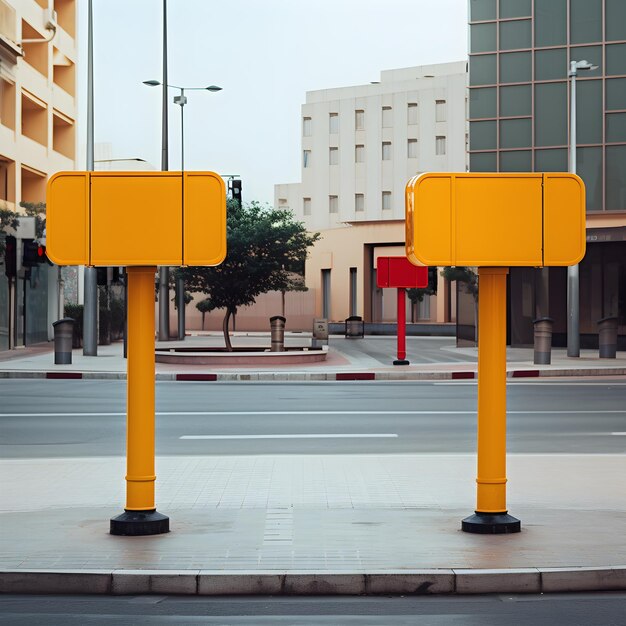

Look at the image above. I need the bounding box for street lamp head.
[576,59,598,71]
[570,59,599,76]
[205,85,222,92]
[143,80,161,87]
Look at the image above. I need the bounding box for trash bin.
[345,315,364,338]
[270,315,286,352]
[533,317,553,365]
[598,316,618,359]
[312,318,329,349]
[52,318,75,365]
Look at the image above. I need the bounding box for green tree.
[442,266,478,342]
[406,267,439,321]
[0,204,20,257]
[179,199,320,350]
[195,297,215,330]
[19,201,46,238]
[441,266,478,299]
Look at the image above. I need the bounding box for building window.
[0,78,16,130]
[21,91,47,147]
[355,193,364,212]
[278,197,288,208]
[407,139,418,158]
[355,109,364,130]
[349,268,358,316]
[382,142,392,160]
[303,117,312,136]
[355,144,364,162]
[329,147,338,165]
[407,102,418,125]
[382,191,391,211]
[303,150,311,168]
[435,136,446,155]
[382,106,392,127]
[322,269,331,319]
[435,100,446,122]
[329,112,339,134]
[303,197,311,216]
[52,110,76,159]
[329,195,338,213]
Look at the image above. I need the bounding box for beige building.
[275,62,467,325]
[0,0,77,350]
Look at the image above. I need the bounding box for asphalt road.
[0,379,625,458]
[1,593,626,625]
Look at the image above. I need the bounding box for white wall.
[274,61,467,231]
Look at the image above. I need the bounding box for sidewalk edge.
[1,368,625,382]
[1,567,625,595]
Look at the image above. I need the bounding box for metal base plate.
[462,512,521,534]
[393,359,410,366]
[110,509,170,536]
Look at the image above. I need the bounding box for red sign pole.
[394,287,410,365]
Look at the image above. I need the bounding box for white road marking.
[180,433,399,440]
[1,409,626,417]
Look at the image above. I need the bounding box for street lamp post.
[567,59,598,358]
[143,81,222,340]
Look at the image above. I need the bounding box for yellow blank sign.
[405,172,585,268]
[46,171,226,267]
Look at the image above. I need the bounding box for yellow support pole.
[110,266,169,535]
[462,267,520,534]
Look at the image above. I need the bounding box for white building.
[275,61,467,324]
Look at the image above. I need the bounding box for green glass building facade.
[468,0,626,348]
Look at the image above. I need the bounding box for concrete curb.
[1,567,625,595]
[0,368,624,382]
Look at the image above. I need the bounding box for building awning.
[0,34,22,65]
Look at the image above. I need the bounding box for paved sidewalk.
[1,334,625,595]
[1,454,626,594]
[0,333,625,380]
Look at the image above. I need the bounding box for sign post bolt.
[462,267,520,534]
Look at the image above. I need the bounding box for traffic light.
[229,178,242,207]
[22,240,47,267]
[4,236,16,278]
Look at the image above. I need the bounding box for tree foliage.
[441,266,478,299]
[20,201,46,238]
[178,199,320,349]
[195,297,216,330]
[0,205,20,257]
[406,267,439,305]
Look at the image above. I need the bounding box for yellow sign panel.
[46,171,226,267]
[405,172,585,268]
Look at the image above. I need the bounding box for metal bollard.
[52,318,75,365]
[270,315,286,352]
[598,316,618,359]
[533,317,553,365]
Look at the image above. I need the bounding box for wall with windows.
[468,0,626,348]
[276,62,467,232]
[0,0,77,350]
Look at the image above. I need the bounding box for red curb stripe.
[176,374,218,382]
[335,373,376,381]
[46,372,83,379]
[452,371,475,379]
[511,370,540,378]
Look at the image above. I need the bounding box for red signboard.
[376,256,428,289]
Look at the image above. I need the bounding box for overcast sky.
[79,0,468,204]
